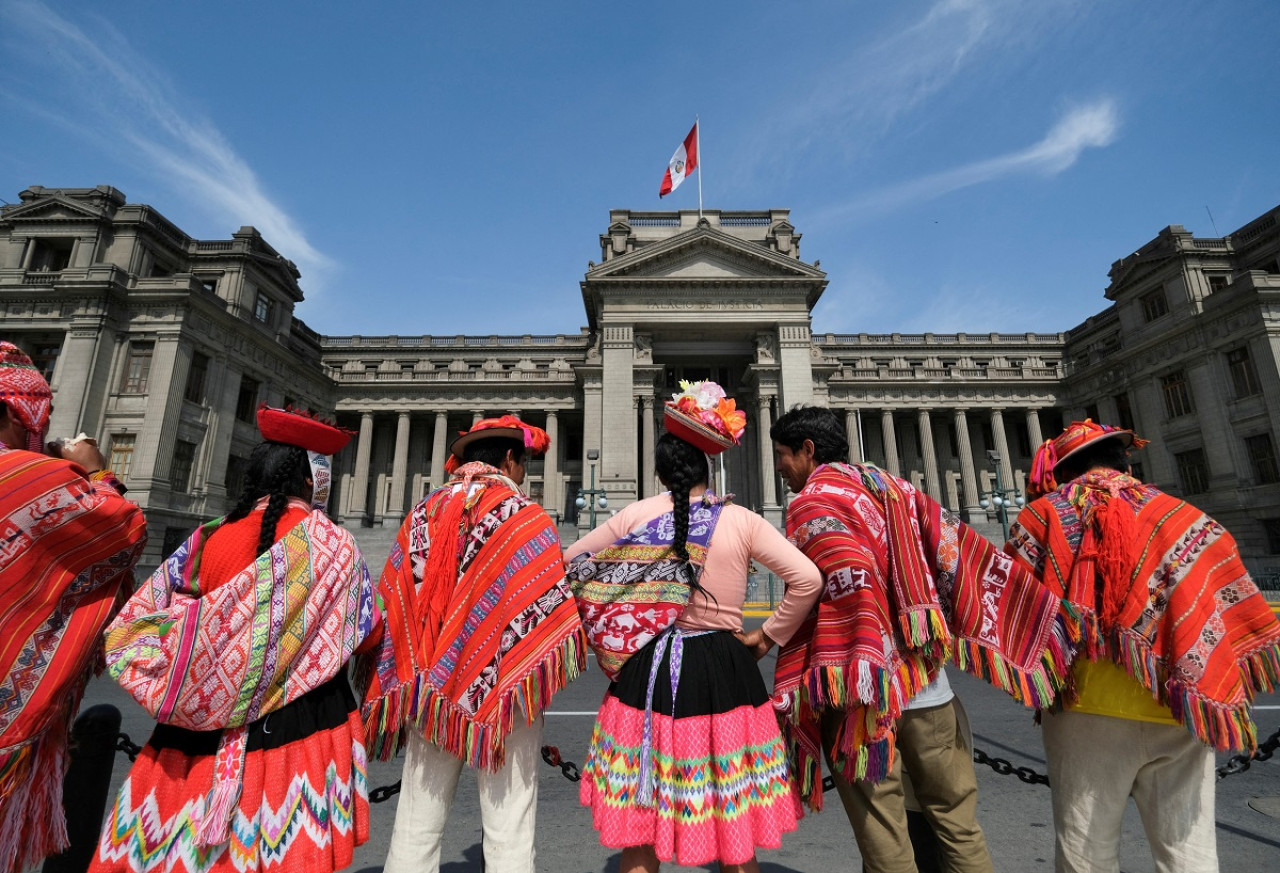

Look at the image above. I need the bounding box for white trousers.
[382,716,543,873]
[1041,710,1217,873]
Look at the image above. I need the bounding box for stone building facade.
[4,186,1280,573]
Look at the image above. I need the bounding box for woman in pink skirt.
[567,382,822,872]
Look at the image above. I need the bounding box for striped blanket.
[358,463,587,770]
[775,463,1078,809]
[103,508,377,845]
[1007,469,1280,751]
[0,447,146,873]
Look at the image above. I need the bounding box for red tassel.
[1096,499,1140,630]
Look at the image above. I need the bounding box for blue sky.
[2,1,1277,338]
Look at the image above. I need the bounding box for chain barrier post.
[43,705,122,873]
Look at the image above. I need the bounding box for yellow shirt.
[1068,659,1178,725]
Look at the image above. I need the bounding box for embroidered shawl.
[357,463,587,771]
[104,507,376,845]
[0,447,146,873]
[566,496,725,680]
[774,463,1078,809]
[1007,469,1280,751]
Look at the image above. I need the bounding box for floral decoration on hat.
[256,405,355,455]
[446,414,551,474]
[1027,418,1150,499]
[663,380,746,456]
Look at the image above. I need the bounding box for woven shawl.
[103,508,376,845]
[357,465,587,771]
[1007,469,1280,751]
[774,463,1078,809]
[0,448,146,873]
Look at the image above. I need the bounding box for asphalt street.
[81,616,1280,873]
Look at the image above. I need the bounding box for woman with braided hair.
[566,382,822,873]
[93,407,381,873]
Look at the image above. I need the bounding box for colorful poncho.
[775,463,1079,809]
[1006,468,1280,751]
[103,508,377,846]
[357,462,587,770]
[0,447,147,873]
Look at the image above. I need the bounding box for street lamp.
[977,450,1024,542]
[575,449,608,528]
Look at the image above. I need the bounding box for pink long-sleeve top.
[564,494,823,646]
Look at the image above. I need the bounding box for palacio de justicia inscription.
[3,186,1279,574]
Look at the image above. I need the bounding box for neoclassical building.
[3,186,1279,574]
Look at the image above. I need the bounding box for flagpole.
[695,116,703,219]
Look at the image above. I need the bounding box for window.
[185,352,210,404]
[235,376,260,422]
[1161,371,1194,418]
[200,279,218,295]
[225,454,248,498]
[1264,519,1280,555]
[170,439,197,492]
[29,342,60,382]
[1114,393,1135,432]
[1207,275,1229,293]
[1246,434,1280,485]
[1084,404,1100,423]
[253,291,274,324]
[1140,289,1168,322]
[1015,423,1031,457]
[161,526,189,557]
[1227,347,1261,398]
[1129,461,1145,483]
[108,434,135,480]
[120,342,154,394]
[1174,448,1209,494]
[29,238,73,272]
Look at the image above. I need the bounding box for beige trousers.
[1041,709,1217,873]
[824,699,993,873]
[382,717,543,873]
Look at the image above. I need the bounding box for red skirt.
[581,631,801,866]
[92,675,369,873]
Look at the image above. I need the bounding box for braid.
[654,432,714,598]
[256,459,295,557]
[223,441,310,553]
[667,462,694,566]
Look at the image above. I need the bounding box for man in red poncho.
[1007,420,1280,873]
[0,340,146,873]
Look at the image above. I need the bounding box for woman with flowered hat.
[1008,419,1280,872]
[93,406,380,873]
[566,381,823,873]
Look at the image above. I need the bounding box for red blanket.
[0,448,146,872]
[358,464,586,770]
[1007,469,1280,751]
[775,464,1077,809]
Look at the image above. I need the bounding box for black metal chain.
[1216,724,1280,781]
[115,733,142,763]
[369,781,402,803]
[541,745,581,782]
[971,748,1050,786]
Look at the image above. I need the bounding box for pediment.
[588,226,824,282]
[2,194,105,223]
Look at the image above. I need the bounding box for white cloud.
[815,98,1119,222]
[0,1,332,285]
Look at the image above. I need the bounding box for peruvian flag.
[659,121,698,197]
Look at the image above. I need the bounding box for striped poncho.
[358,462,587,770]
[0,447,146,873]
[1006,468,1280,751]
[775,463,1079,809]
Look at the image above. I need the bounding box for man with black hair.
[769,405,994,873]
[362,415,587,873]
[1008,420,1280,873]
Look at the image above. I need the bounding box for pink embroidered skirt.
[580,631,801,866]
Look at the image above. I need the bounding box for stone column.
[991,408,1015,490]
[777,324,815,408]
[758,395,778,510]
[388,412,411,518]
[954,409,980,508]
[47,320,108,438]
[544,411,561,516]
[881,409,900,476]
[845,408,863,463]
[430,411,449,489]
[129,333,190,494]
[640,397,655,498]
[600,325,638,505]
[1025,407,1044,450]
[918,408,941,501]
[349,413,374,520]
[472,409,484,425]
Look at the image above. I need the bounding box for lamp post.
[977,450,1024,542]
[575,449,608,528]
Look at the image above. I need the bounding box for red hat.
[257,405,354,455]
[0,341,53,451]
[1028,419,1149,499]
[663,380,746,456]
[446,414,551,473]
